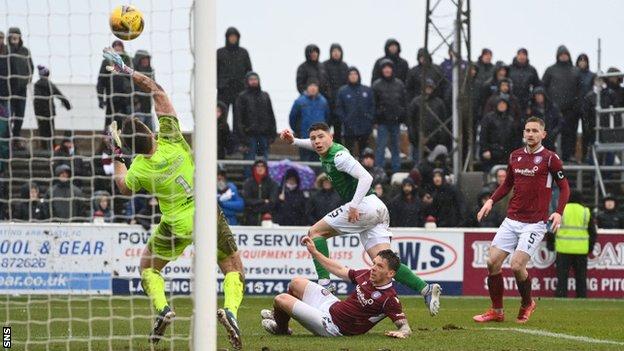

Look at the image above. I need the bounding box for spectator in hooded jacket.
[14,183,48,221]
[389,177,423,227]
[132,49,154,131]
[6,27,33,148]
[407,78,449,155]
[430,169,463,227]
[479,61,509,114]
[296,44,330,99]
[217,101,234,159]
[217,27,252,112]
[360,147,389,185]
[241,160,279,225]
[542,45,582,161]
[596,195,623,229]
[323,43,349,144]
[465,188,504,228]
[289,79,329,161]
[405,48,446,102]
[474,48,494,88]
[97,40,132,130]
[217,169,244,225]
[483,78,521,122]
[372,59,407,172]
[525,87,562,150]
[508,48,541,110]
[91,190,113,223]
[274,168,308,226]
[335,67,374,157]
[479,96,517,171]
[306,173,342,224]
[576,54,596,100]
[0,31,8,111]
[371,38,409,84]
[33,65,71,151]
[235,71,276,162]
[46,164,87,222]
[418,144,451,191]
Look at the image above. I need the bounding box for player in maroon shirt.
[474,116,570,324]
[260,237,412,339]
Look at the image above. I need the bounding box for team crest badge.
[534,156,543,164]
[517,156,522,162]
[321,289,331,296]
[371,291,382,299]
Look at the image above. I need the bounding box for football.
[109,5,144,40]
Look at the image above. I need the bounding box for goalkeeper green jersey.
[125,115,194,236]
[319,143,373,203]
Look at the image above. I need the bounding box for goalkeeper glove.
[103,47,134,75]
[104,121,124,161]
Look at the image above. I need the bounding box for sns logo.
[362,237,457,275]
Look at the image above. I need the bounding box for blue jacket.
[336,83,375,137]
[289,93,329,138]
[218,182,244,225]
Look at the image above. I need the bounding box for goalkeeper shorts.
[147,209,238,261]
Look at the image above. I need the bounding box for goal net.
[0,1,215,350]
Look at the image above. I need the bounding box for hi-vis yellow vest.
[556,203,590,254]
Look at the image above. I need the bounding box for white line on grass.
[483,327,624,346]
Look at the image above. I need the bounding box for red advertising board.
[463,232,624,298]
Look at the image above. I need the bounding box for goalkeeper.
[102,48,245,349]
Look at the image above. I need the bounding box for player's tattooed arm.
[385,319,412,339]
[131,71,177,117]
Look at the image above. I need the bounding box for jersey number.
[175,175,193,195]
[527,232,538,245]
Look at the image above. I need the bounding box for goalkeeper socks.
[312,237,330,281]
[395,264,428,293]
[516,275,532,307]
[223,271,245,318]
[141,268,168,313]
[487,273,504,310]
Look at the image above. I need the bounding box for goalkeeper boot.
[149,305,175,344]
[261,319,292,335]
[473,308,505,323]
[217,308,242,350]
[516,299,536,324]
[260,309,275,320]
[423,283,442,316]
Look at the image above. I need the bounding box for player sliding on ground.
[474,116,570,324]
[102,48,245,349]
[280,122,440,316]
[261,236,412,338]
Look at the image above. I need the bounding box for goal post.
[192,0,218,350]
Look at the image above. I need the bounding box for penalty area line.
[482,327,624,346]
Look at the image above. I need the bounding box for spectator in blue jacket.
[289,79,330,161]
[217,169,244,225]
[335,67,375,157]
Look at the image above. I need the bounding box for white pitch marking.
[483,327,624,346]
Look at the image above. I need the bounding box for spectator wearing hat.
[46,164,86,222]
[217,27,252,112]
[6,27,33,148]
[418,144,450,191]
[241,160,279,225]
[479,96,517,171]
[296,44,330,98]
[596,195,623,229]
[576,54,596,104]
[372,58,407,172]
[371,38,409,84]
[33,65,71,151]
[525,87,562,150]
[289,79,329,161]
[14,183,48,221]
[479,61,510,115]
[474,48,495,89]
[323,43,349,144]
[405,47,446,102]
[132,49,155,131]
[335,67,375,157]
[482,78,522,123]
[97,40,133,130]
[235,71,276,163]
[217,169,244,225]
[274,168,308,226]
[508,48,541,110]
[389,177,423,227]
[430,168,463,227]
[306,173,342,224]
[407,78,449,159]
[91,190,113,223]
[360,147,388,185]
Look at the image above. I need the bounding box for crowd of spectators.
[0,26,622,229]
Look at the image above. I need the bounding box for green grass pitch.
[2,296,623,350]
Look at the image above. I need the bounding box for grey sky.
[2,0,623,131]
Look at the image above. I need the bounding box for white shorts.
[323,195,392,250]
[491,217,547,256]
[291,281,342,337]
